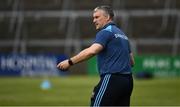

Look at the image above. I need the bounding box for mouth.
[95,23,98,27]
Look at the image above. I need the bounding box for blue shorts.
[90,73,133,106]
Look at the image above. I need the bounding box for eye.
[95,16,99,19]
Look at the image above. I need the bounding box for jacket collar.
[101,22,115,30]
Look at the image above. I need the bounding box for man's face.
[93,9,110,30]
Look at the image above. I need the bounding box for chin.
[96,26,100,30]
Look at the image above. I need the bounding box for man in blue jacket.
[57,5,135,106]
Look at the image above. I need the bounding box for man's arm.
[57,43,103,70]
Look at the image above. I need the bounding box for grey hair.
[94,5,114,19]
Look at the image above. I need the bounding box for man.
[57,5,135,106]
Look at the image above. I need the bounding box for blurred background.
[0,0,180,106]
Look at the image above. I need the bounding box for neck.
[103,20,113,26]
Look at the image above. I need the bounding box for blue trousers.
[90,73,133,106]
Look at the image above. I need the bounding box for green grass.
[0,76,179,106]
[131,77,180,106]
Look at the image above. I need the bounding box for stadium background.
[0,0,180,106]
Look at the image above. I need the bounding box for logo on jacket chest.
[114,34,128,40]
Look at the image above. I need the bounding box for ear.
[106,15,111,21]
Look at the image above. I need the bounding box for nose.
[93,18,96,23]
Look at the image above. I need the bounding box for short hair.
[94,5,114,19]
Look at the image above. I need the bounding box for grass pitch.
[0,76,179,106]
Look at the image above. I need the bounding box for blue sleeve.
[93,30,112,48]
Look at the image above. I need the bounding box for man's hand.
[57,59,70,71]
